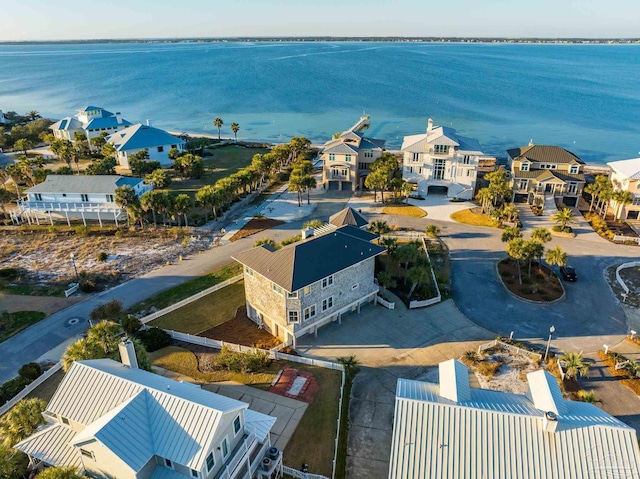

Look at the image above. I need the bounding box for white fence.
[614,235,640,245]
[408,237,442,309]
[616,261,640,294]
[375,295,395,310]
[557,360,567,380]
[65,282,79,297]
[282,465,330,479]
[0,362,63,417]
[477,340,543,361]
[139,274,244,324]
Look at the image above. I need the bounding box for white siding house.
[12,175,152,226]
[107,122,185,169]
[16,341,279,479]
[50,106,131,143]
[607,158,640,220]
[401,119,493,200]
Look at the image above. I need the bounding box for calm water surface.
[1,42,639,163]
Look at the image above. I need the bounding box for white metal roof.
[607,158,640,180]
[389,361,640,479]
[15,424,82,469]
[401,125,483,155]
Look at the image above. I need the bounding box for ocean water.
[0,41,639,164]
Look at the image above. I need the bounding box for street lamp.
[70,253,79,282]
[544,325,556,362]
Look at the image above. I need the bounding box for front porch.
[11,199,127,227]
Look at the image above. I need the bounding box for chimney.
[543,411,559,433]
[115,112,122,124]
[427,118,434,132]
[438,359,471,403]
[529,139,534,146]
[119,338,138,369]
[146,119,152,127]
[301,227,314,239]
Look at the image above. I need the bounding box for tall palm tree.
[0,398,46,447]
[558,351,590,380]
[0,443,28,479]
[501,226,522,243]
[368,220,391,237]
[86,320,122,354]
[115,185,140,227]
[506,238,525,284]
[381,237,398,270]
[502,203,520,223]
[531,227,551,244]
[407,265,430,297]
[551,208,577,231]
[612,190,633,220]
[173,193,192,227]
[545,245,567,270]
[195,185,220,222]
[524,239,544,277]
[213,117,224,140]
[401,180,413,204]
[140,190,161,227]
[231,122,240,142]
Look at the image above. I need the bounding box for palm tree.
[26,110,40,121]
[337,355,360,375]
[62,337,102,371]
[524,239,544,277]
[551,208,577,231]
[36,466,84,479]
[0,444,28,479]
[173,194,192,227]
[87,321,122,355]
[288,171,305,207]
[407,265,430,297]
[506,238,525,284]
[0,398,46,447]
[501,203,520,223]
[302,174,317,204]
[231,122,240,142]
[115,185,140,227]
[531,227,551,244]
[612,190,633,220]
[558,351,590,380]
[476,187,492,214]
[584,182,600,213]
[577,390,601,404]
[196,185,220,222]
[13,138,33,156]
[145,169,171,188]
[381,237,398,270]
[501,226,522,243]
[140,191,161,227]
[400,181,413,204]
[377,271,396,289]
[545,246,568,271]
[368,220,391,239]
[213,117,224,140]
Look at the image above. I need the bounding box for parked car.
[560,266,577,282]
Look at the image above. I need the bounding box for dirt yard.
[229,217,285,242]
[199,308,282,349]
[0,293,83,314]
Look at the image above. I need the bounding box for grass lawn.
[0,311,47,342]
[2,284,67,297]
[450,207,498,227]
[148,281,245,334]
[128,262,242,315]
[382,204,427,218]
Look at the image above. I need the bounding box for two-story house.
[232,225,385,347]
[50,106,132,144]
[321,116,385,192]
[107,122,186,169]
[16,340,279,479]
[400,119,492,200]
[607,158,640,220]
[507,143,586,207]
[12,175,152,226]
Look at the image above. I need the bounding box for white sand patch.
[470,350,540,395]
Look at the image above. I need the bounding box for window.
[34,193,42,201]
[206,452,215,472]
[345,155,352,162]
[329,154,335,161]
[569,164,579,174]
[80,449,94,460]
[233,415,241,435]
[358,163,369,170]
[364,151,373,158]
[106,194,114,202]
[61,416,70,425]
[433,158,446,180]
[165,458,173,469]
[171,144,177,149]
[519,179,528,190]
[406,166,413,174]
[412,152,420,161]
[245,267,254,277]
[351,283,359,291]
[322,296,333,311]
[341,168,348,176]
[62,194,67,197]
[81,194,89,202]
[272,283,283,295]
[466,169,471,177]
[434,145,449,154]
[158,146,164,153]
[191,470,199,478]
[304,285,311,295]
[462,155,470,165]
[520,162,530,172]
[322,276,333,288]
[288,311,299,323]
[633,195,640,206]
[221,438,229,458]
[568,183,577,194]
[287,291,298,298]
[303,305,316,321]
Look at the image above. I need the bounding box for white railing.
[615,359,631,371]
[282,465,330,479]
[0,362,63,417]
[557,360,567,380]
[331,370,346,479]
[615,261,640,294]
[215,431,258,479]
[477,340,543,361]
[64,282,79,297]
[139,274,244,324]
[614,235,640,245]
[408,237,441,309]
[17,200,123,214]
[375,295,395,310]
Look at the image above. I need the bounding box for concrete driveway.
[297,299,493,479]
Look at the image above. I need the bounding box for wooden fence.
[0,362,63,417]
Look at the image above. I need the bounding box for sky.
[0,0,638,41]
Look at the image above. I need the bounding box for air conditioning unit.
[266,446,280,461]
[260,457,272,471]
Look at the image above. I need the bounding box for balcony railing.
[214,431,261,479]
[17,200,124,214]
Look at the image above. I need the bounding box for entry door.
[545,184,554,193]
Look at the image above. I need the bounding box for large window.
[322,297,334,311]
[462,155,470,165]
[329,154,335,161]
[221,438,229,458]
[433,158,446,180]
[233,415,241,435]
[345,155,352,162]
[434,145,449,154]
[303,305,316,321]
[519,179,528,190]
[568,183,577,194]
[364,151,373,158]
[412,152,420,161]
[322,275,333,288]
[569,164,579,174]
[206,452,215,472]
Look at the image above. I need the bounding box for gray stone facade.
[244,258,379,346]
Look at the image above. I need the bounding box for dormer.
[520,160,530,172]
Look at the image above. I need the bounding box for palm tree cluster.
[585,175,633,220]
[288,157,316,207]
[364,153,413,203]
[212,117,241,142]
[476,169,513,216]
[503,226,562,284]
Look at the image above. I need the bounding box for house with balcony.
[50,106,132,144]
[388,359,640,479]
[12,175,151,226]
[607,157,640,220]
[16,339,279,479]
[232,225,385,347]
[321,116,385,191]
[107,122,186,169]
[401,119,493,200]
[507,143,585,207]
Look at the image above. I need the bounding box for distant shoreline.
[2,37,640,46]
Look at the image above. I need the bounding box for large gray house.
[232,225,385,347]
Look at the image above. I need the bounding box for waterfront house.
[232,225,385,347]
[388,359,640,479]
[107,122,185,169]
[508,143,585,207]
[12,175,151,226]
[16,340,279,479]
[321,116,386,192]
[400,119,492,200]
[607,157,640,220]
[50,106,131,143]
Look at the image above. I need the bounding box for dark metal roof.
[513,169,585,182]
[507,145,585,165]
[329,207,369,228]
[232,225,384,292]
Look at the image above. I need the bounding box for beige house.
[508,143,586,207]
[607,158,640,220]
[50,106,131,143]
[16,340,279,479]
[389,359,640,479]
[321,116,385,191]
[232,225,385,347]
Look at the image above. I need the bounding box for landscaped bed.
[598,350,640,396]
[606,264,640,307]
[199,307,282,349]
[497,259,564,302]
[381,204,427,218]
[229,217,285,242]
[450,207,498,227]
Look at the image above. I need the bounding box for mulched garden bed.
[229,217,285,241]
[269,365,319,404]
[497,259,563,302]
[199,307,282,349]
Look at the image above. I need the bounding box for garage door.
[428,185,448,195]
[327,181,340,190]
[628,210,639,220]
[562,196,577,207]
[341,182,352,191]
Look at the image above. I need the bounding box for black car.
[560,266,577,282]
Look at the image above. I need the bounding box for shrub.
[121,316,142,336]
[137,328,171,352]
[463,351,480,364]
[303,219,323,229]
[74,225,89,237]
[476,361,501,379]
[280,235,302,247]
[215,346,271,373]
[97,251,108,262]
[115,230,124,239]
[1,376,31,400]
[18,362,41,381]
[79,279,96,293]
[522,277,532,284]
[90,300,124,322]
[0,268,20,281]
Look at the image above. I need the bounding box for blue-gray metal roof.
[84,116,131,130]
[107,124,185,151]
[26,175,144,194]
